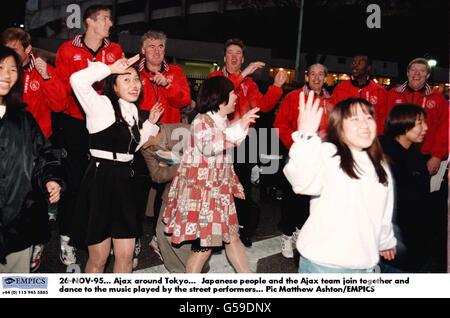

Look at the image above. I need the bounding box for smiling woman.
[0,45,64,273]
[67,55,164,274]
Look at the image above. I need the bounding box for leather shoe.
[240,236,252,247]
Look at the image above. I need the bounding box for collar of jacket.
[350,76,371,89]
[139,58,169,73]
[396,81,432,96]
[23,52,36,73]
[303,84,331,98]
[71,34,110,49]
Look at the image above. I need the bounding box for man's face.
[306,65,327,93]
[5,40,31,66]
[87,10,113,39]
[141,38,166,68]
[407,63,430,91]
[224,44,244,74]
[351,56,370,78]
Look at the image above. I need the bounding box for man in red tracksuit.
[1,27,67,272]
[55,5,123,267]
[139,30,191,123]
[387,58,448,176]
[138,30,191,260]
[332,55,388,134]
[274,63,333,258]
[208,38,287,246]
[1,28,66,139]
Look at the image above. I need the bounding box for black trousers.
[279,169,310,236]
[52,113,89,236]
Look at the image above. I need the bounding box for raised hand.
[148,102,164,124]
[109,54,140,74]
[240,107,260,129]
[35,57,50,80]
[297,91,323,134]
[151,71,171,87]
[241,61,265,78]
[46,181,61,204]
[274,69,287,87]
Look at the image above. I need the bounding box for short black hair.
[224,38,246,56]
[196,76,234,114]
[384,103,426,138]
[353,54,372,66]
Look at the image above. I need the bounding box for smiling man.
[54,4,123,267]
[332,55,388,134]
[388,58,448,176]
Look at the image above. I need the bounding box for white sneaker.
[281,234,294,258]
[60,235,76,266]
[30,244,44,272]
[149,236,162,261]
[291,227,301,247]
[132,238,141,270]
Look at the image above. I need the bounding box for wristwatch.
[298,132,315,140]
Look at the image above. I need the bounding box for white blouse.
[70,61,159,161]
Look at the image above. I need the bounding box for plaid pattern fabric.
[163,114,244,247]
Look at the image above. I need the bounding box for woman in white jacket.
[284,92,397,273]
[69,55,163,273]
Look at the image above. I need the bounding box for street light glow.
[428,59,437,67]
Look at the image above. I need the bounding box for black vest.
[89,120,139,155]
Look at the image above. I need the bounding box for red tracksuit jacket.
[22,53,66,138]
[208,68,283,121]
[138,58,191,123]
[388,82,449,159]
[332,79,388,134]
[55,35,123,120]
[274,86,333,149]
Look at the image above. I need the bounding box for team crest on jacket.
[426,100,436,109]
[106,53,116,63]
[73,54,82,61]
[369,95,378,105]
[30,80,40,91]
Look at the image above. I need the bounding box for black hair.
[0,45,26,120]
[384,103,426,138]
[195,76,234,114]
[327,98,388,185]
[102,66,143,141]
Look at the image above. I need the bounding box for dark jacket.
[0,108,64,263]
[380,136,430,271]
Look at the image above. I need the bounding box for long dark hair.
[0,45,25,119]
[327,98,388,185]
[102,66,143,128]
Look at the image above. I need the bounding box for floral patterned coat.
[162,112,246,247]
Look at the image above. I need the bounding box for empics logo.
[2,276,48,289]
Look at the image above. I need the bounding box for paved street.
[37,184,300,274]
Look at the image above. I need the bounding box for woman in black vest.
[69,54,163,273]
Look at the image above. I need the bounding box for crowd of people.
[0,4,447,274]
